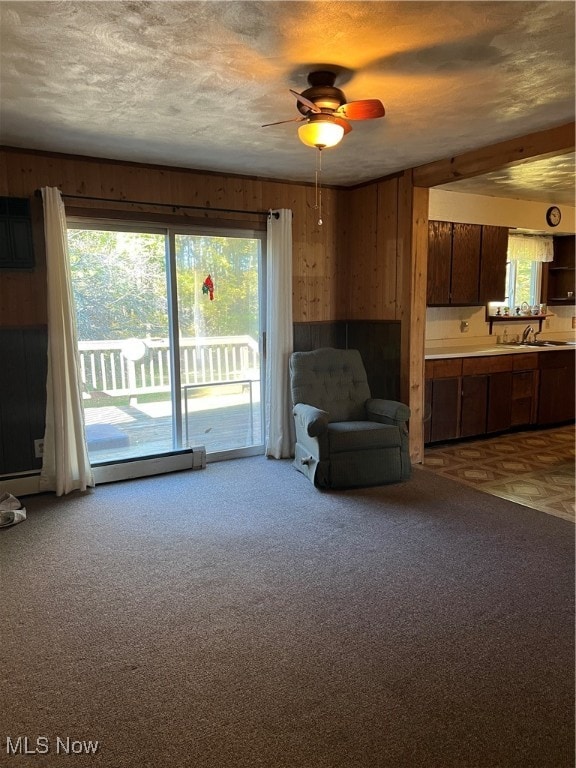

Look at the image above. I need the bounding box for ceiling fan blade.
[289,88,321,114]
[261,117,306,127]
[333,116,352,135]
[335,99,385,120]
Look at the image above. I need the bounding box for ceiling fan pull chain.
[314,152,319,211]
[315,148,323,226]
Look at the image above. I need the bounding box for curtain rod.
[34,190,279,218]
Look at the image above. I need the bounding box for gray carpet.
[1,458,574,768]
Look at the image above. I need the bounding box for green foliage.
[506,258,537,308]
[175,234,259,339]
[68,229,260,342]
[68,229,168,340]
[514,260,533,305]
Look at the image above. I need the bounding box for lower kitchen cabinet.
[511,371,537,426]
[486,371,513,433]
[424,350,572,444]
[538,350,575,424]
[461,354,514,436]
[427,376,461,442]
[461,375,488,437]
[425,358,462,442]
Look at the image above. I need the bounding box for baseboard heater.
[93,446,207,485]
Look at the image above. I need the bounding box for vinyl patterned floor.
[422,424,575,522]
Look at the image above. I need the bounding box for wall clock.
[545,206,561,227]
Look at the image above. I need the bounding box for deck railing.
[79,336,260,399]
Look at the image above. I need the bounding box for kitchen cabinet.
[425,356,512,441]
[460,374,488,437]
[425,350,573,444]
[544,235,575,306]
[511,371,537,426]
[486,372,513,433]
[451,223,482,305]
[425,352,547,445]
[462,355,514,435]
[425,358,462,442]
[427,221,508,306]
[427,221,452,305]
[510,353,539,427]
[479,226,509,302]
[537,349,575,424]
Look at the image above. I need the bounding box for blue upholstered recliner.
[290,348,411,489]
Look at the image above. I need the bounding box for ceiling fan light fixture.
[298,116,345,149]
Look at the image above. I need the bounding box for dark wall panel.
[346,321,401,401]
[294,320,401,402]
[293,321,347,353]
[0,327,47,474]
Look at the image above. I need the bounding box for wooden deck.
[84,389,263,463]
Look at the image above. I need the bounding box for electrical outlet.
[34,439,44,458]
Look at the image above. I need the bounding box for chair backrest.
[290,348,371,422]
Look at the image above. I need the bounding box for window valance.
[507,234,553,262]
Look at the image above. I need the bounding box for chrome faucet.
[522,325,534,343]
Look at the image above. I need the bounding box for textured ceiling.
[0,1,574,198]
[438,152,576,205]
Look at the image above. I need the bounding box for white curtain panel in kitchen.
[508,234,553,262]
[40,187,94,496]
[265,209,295,459]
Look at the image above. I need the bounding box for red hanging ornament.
[202,274,214,300]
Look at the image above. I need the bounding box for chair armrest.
[293,403,329,437]
[366,398,411,426]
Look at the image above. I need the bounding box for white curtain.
[508,234,553,262]
[40,187,94,495]
[265,209,294,458]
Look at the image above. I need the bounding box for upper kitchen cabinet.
[544,235,575,305]
[427,221,508,306]
[478,226,509,302]
[451,223,482,304]
[427,221,452,305]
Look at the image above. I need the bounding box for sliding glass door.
[68,222,265,466]
[173,232,263,457]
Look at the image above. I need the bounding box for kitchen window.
[504,233,552,309]
[505,259,542,308]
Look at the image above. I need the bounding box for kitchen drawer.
[538,349,575,369]
[513,353,538,371]
[462,355,513,375]
[428,358,463,379]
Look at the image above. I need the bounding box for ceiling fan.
[262,70,385,149]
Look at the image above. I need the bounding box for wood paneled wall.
[0,148,342,326]
[339,176,400,321]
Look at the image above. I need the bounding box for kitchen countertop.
[425,341,576,360]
